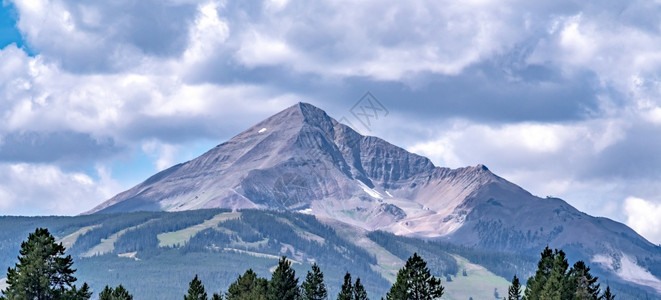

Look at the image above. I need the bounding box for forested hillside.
[0,209,655,299]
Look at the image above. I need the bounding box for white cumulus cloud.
[0,163,120,215]
[624,197,661,245]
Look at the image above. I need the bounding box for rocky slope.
[86,102,661,295]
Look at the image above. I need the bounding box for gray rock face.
[87,102,438,219]
[87,102,661,293]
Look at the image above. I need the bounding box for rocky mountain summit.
[87,102,661,294]
[87,103,493,235]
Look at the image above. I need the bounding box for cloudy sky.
[1,0,661,243]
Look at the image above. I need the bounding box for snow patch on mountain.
[357,180,383,200]
[298,208,313,214]
[593,253,661,293]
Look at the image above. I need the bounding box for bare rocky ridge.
[87,102,661,294]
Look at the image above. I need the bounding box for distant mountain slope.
[85,102,661,295]
[0,211,653,299]
[0,210,508,299]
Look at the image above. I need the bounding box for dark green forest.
[0,227,619,300]
[0,209,655,299]
[0,210,390,298]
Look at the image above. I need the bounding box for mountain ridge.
[85,102,661,295]
[86,102,502,239]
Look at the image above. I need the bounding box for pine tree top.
[301,263,327,300]
[185,274,208,300]
[2,228,90,300]
[267,256,299,300]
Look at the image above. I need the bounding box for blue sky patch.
[0,2,24,49]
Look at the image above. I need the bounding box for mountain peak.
[296,101,324,113]
[278,102,329,120]
[254,102,335,135]
[82,102,661,297]
[296,102,335,127]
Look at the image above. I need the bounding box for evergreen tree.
[569,261,600,300]
[540,249,569,300]
[267,256,299,300]
[353,278,368,300]
[601,286,615,300]
[523,246,554,300]
[48,282,91,300]
[386,253,444,300]
[337,272,353,300]
[226,269,267,300]
[99,285,133,300]
[524,247,608,300]
[113,285,132,300]
[507,275,522,300]
[1,228,91,300]
[301,263,328,300]
[100,286,114,300]
[386,268,409,300]
[185,275,208,300]
[212,293,223,300]
[69,283,92,300]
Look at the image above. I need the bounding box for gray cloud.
[0,131,121,164]
[582,124,661,180]
[14,0,197,73]
[323,65,603,124]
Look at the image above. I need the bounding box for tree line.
[0,228,442,300]
[179,252,443,300]
[505,246,615,300]
[1,228,617,300]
